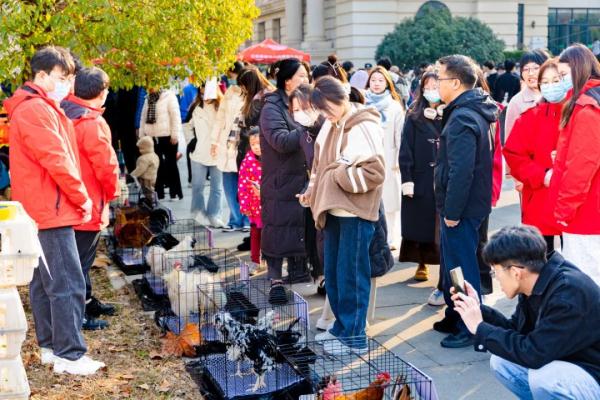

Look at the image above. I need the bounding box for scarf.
[365,89,392,123]
[146,91,161,124]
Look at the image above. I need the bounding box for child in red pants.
[238,130,262,264]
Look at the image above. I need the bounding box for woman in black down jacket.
[259,58,311,282]
[399,72,443,305]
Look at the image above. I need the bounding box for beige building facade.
[252,0,600,66]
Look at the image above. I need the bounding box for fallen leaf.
[119,374,135,380]
[159,324,201,357]
[149,351,163,360]
[138,384,150,390]
[157,379,171,393]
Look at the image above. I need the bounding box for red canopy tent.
[238,39,311,64]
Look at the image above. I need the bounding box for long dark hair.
[312,54,364,104]
[559,43,600,128]
[185,83,222,122]
[408,72,438,117]
[311,76,348,115]
[238,65,274,118]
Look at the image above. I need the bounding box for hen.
[164,266,225,319]
[320,372,391,400]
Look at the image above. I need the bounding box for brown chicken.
[320,372,392,400]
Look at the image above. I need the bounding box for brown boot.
[414,264,429,281]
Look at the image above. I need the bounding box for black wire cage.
[187,278,311,399]
[279,337,438,400]
[154,248,249,335]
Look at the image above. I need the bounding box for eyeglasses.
[437,77,456,82]
[490,264,525,278]
[522,66,540,75]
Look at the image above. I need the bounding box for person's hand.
[80,198,93,223]
[451,280,483,335]
[544,169,553,188]
[170,136,178,145]
[210,144,218,158]
[296,193,310,208]
[515,180,524,192]
[252,186,260,197]
[444,218,460,228]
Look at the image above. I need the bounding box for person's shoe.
[241,225,251,233]
[86,297,116,317]
[53,355,106,376]
[315,330,336,342]
[316,317,334,331]
[237,237,251,251]
[82,316,109,331]
[41,348,56,365]
[427,289,445,306]
[323,339,367,355]
[194,212,210,226]
[414,264,429,281]
[433,317,458,334]
[440,332,475,348]
[221,225,238,232]
[316,278,326,296]
[208,216,227,229]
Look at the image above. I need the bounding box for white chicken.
[146,246,166,276]
[163,235,196,272]
[163,268,226,321]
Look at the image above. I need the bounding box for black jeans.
[154,136,183,199]
[75,230,101,301]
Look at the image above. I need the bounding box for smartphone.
[450,267,465,294]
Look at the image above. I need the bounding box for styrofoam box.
[0,255,38,288]
[0,357,30,400]
[0,288,26,359]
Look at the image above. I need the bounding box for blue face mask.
[561,74,573,92]
[423,89,441,104]
[540,82,567,103]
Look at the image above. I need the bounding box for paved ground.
[124,167,521,399]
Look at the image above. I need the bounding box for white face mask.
[48,80,71,102]
[294,110,318,127]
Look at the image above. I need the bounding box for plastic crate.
[0,288,26,359]
[0,254,38,288]
[0,357,30,400]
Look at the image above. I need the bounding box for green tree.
[375,7,505,70]
[0,0,259,89]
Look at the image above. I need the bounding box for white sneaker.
[314,330,336,342]
[53,355,105,375]
[208,216,227,229]
[316,318,334,331]
[194,212,209,226]
[41,348,56,365]
[323,339,367,355]
[428,289,445,306]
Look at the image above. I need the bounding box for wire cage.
[186,278,311,399]
[154,248,249,334]
[279,337,438,400]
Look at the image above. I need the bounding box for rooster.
[214,311,279,392]
[164,266,225,319]
[320,372,391,400]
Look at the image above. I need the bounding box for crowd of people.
[3,42,600,398]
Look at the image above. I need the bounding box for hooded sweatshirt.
[307,105,385,229]
[434,88,499,220]
[131,136,160,185]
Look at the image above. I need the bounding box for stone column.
[285,0,303,47]
[305,0,325,42]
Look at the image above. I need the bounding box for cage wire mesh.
[280,337,437,400]
[154,248,249,334]
[187,278,311,399]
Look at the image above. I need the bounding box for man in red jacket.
[61,67,120,331]
[4,46,104,375]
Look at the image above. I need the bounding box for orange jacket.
[4,83,90,229]
[548,79,600,234]
[62,95,120,231]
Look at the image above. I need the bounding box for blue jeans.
[324,215,374,348]
[490,355,600,399]
[440,215,484,335]
[222,171,249,228]
[191,162,223,219]
[30,227,87,360]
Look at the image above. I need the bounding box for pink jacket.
[238,151,262,227]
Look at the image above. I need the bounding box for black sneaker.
[440,332,475,348]
[282,273,312,284]
[237,237,251,251]
[82,316,109,331]
[86,297,116,318]
[433,317,459,334]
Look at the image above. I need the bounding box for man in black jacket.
[434,55,498,348]
[492,59,521,103]
[452,226,600,399]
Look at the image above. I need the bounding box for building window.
[517,4,524,50]
[548,8,600,56]
[257,22,266,42]
[273,18,281,42]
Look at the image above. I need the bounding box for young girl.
[238,130,262,264]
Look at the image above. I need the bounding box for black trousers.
[154,137,183,199]
[74,230,101,301]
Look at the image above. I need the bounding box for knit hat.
[136,136,154,154]
[350,69,369,90]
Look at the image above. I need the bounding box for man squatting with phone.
[452,226,600,399]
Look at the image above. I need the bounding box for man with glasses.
[4,46,104,375]
[433,55,498,348]
[452,225,600,399]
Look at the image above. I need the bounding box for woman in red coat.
[549,44,600,284]
[504,59,564,252]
